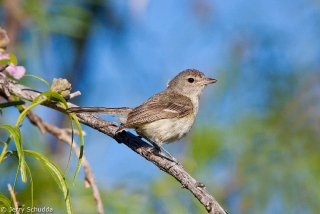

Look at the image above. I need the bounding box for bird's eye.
[188,78,194,83]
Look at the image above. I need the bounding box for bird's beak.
[198,78,217,86]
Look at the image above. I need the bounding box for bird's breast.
[135,114,195,144]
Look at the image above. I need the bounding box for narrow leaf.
[0,101,25,108]
[70,114,84,184]
[0,59,10,64]
[24,150,72,214]
[15,91,68,127]
[64,116,74,175]
[34,91,68,108]
[15,98,47,126]
[0,194,11,212]
[0,125,27,182]
[25,163,34,209]
[23,74,50,88]
[9,54,18,65]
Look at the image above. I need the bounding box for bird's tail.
[67,107,132,115]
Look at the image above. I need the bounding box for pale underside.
[133,114,195,144]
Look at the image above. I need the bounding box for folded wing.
[121,90,193,129]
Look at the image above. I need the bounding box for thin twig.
[65,90,81,100]
[8,184,19,214]
[0,75,227,214]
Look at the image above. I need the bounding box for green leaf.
[25,162,34,209]
[15,97,48,127]
[64,116,74,175]
[15,91,68,127]
[0,125,27,183]
[24,150,72,214]
[9,53,18,66]
[33,91,68,108]
[0,194,11,213]
[23,74,51,89]
[0,101,25,108]
[70,114,84,184]
[0,59,10,64]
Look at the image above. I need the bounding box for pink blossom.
[0,53,9,60]
[6,65,26,79]
[0,53,26,79]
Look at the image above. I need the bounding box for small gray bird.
[68,69,217,161]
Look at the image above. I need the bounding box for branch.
[0,76,228,214]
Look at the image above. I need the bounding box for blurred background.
[1,0,320,213]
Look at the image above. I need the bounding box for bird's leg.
[138,134,178,163]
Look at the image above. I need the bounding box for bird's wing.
[121,91,193,128]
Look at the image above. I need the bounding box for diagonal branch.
[0,76,227,214]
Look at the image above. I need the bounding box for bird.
[68,69,217,162]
